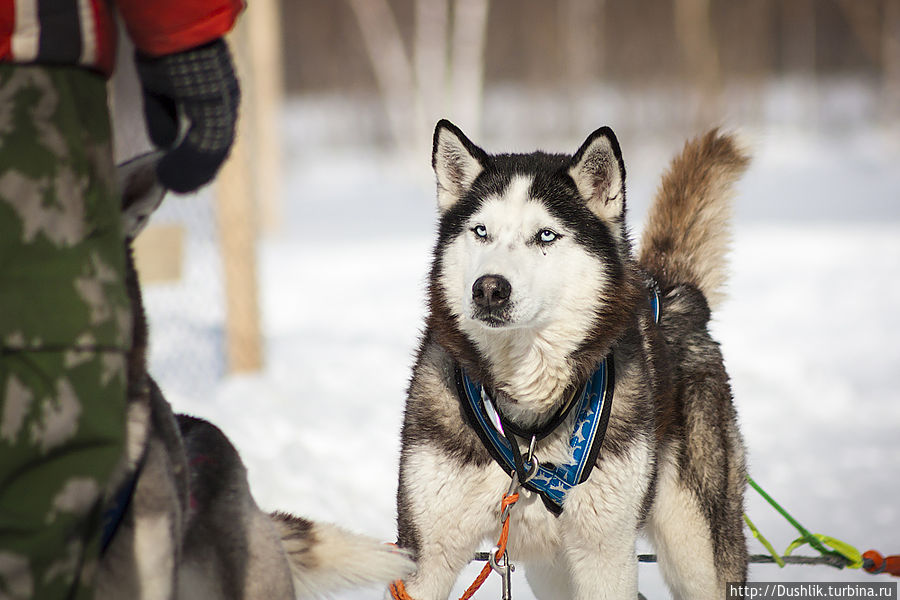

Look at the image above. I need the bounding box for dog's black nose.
[472,275,512,309]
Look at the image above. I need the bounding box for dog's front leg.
[395,445,504,599]
[562,528,639,600]
[559,442,653,600]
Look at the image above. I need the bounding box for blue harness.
[455,286,660,515]
[456,360,613,514]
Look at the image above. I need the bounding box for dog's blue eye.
[473,225,487,238]
[539,229,558,243]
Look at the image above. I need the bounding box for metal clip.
[525,435,537,463]
[522,435,539,483]
[501,471,520,522]
[501,435,540,523]
[488,545,514,600]
[507,471,521,494]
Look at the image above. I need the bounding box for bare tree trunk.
[560,0,604,135]
[778,0,817,127]
[781,0,816,75]
[449,0,490,139]
[740,0,772,125]
[674,0,722,128]
[415,0,450,142]
[346,0,489,150]
[346,0,418,149]
[836,0,882,65]
[884,0,900,127]
[561,0,604,86]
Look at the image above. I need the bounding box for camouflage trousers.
[0,65,131,599]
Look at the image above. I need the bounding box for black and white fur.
[394,121,749,599]
[93,154,414,599]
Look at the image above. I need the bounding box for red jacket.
[0,0,243,75]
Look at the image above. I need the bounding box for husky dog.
[93,154,413,599]
[394,122,750,599]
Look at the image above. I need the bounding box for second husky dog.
[394,122,749,599]
[93,155,413,599]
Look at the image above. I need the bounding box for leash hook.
[488,545,514,600]
[505,470,521,496]
[501,436,539,523]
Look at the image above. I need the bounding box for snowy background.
[137,80,900,599]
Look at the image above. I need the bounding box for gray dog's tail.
[638,129,750,310]
[270,511,414,597]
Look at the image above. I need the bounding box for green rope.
[744,513,785,567]
[746,475,851,564]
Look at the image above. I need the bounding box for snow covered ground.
[142,85,900,599]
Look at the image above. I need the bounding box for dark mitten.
[135,39,240,193]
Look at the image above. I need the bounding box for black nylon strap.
[495,382,584,441]
[578,354,614,484]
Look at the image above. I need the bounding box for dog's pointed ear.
[568,127,626,222]
[117,151,167,240]
[432,120,487,212]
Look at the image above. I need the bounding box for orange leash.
[390,492,520,600]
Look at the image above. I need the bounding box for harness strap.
[650,281,660,323]
[497,382,582,442]
[456,358,614,515]
[100,464,140,554]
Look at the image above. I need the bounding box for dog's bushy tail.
[638,129,750,310]
[270,511,414,597]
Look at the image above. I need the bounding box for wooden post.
[246,0,285,233]
[216,21,263,373]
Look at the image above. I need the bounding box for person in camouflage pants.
[0,0,241,595]
[0,65,131,600]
